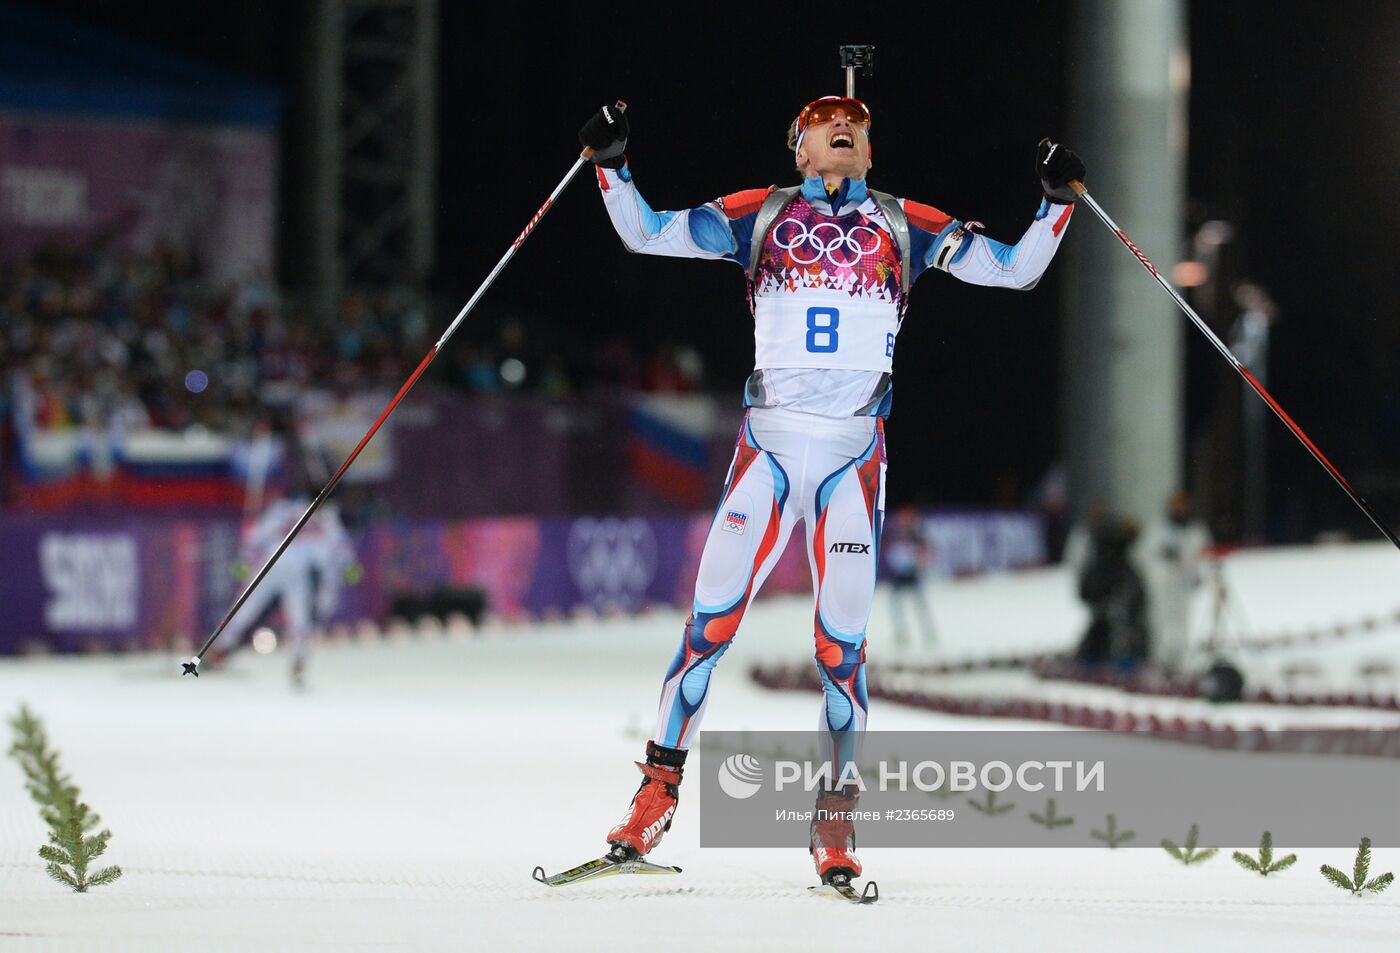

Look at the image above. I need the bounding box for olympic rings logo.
[566,517,658,611]
[771,217,884,267]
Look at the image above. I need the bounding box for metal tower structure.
[305,0,437,310]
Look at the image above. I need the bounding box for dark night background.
[25,1,1400,537]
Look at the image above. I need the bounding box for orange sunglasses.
[794,96,872,135]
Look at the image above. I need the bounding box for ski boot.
[605,741,686,860]
[810,784,863,885]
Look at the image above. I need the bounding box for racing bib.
[751,201,903,373]
[752,292,898,373]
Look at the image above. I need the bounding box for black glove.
[579,102,629,169]
[1037,138,1085,204]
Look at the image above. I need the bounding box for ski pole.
[1068,179,1400,552]
[182,111,620,677]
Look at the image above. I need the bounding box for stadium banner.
[0,514,231,654]
[0,509,1044,653]
[0,113,277,284]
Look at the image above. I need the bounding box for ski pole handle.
[1070,179,1088,196]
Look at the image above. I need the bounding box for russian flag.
[627,395,715,508]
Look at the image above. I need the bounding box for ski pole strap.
[867,189,911,295]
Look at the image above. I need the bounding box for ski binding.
[808,871,879,904]
[533,845,682,887]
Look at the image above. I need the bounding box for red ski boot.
[810,786,863,883]
[606,741,686,858]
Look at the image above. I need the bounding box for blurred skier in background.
[884,505,937,648]
[213,484,357,685]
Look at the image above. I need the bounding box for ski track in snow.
[1,543,1397,951]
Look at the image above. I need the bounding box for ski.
[808,875,879,904]
[532,848,682,887]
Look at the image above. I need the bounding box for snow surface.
[1,543,1398,951]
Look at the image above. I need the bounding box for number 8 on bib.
[806,307,840,353]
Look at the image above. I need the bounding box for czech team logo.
[723,511,748,535]
[717,753,764,800]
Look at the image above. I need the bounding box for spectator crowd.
[1,242,707,451]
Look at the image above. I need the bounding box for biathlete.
[578,96,1085,887]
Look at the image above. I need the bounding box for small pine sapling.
[8,705,123,893]
[1162,823,1219,865]
[968,790,1015,815]
[37,805,123,892]
[1029,798,1074,830]
[1091,813,1136,848]
[1233,831,1297,876]
[1320,838,1394,896]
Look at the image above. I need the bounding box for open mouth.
[829,132,855,150]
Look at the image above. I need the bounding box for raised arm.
[595,165,742,260]
[579,104,747,262]
[906,139,1086,291]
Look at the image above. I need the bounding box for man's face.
[797,115,872,180]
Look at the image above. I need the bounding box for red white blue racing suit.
[597,164,1072,753]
